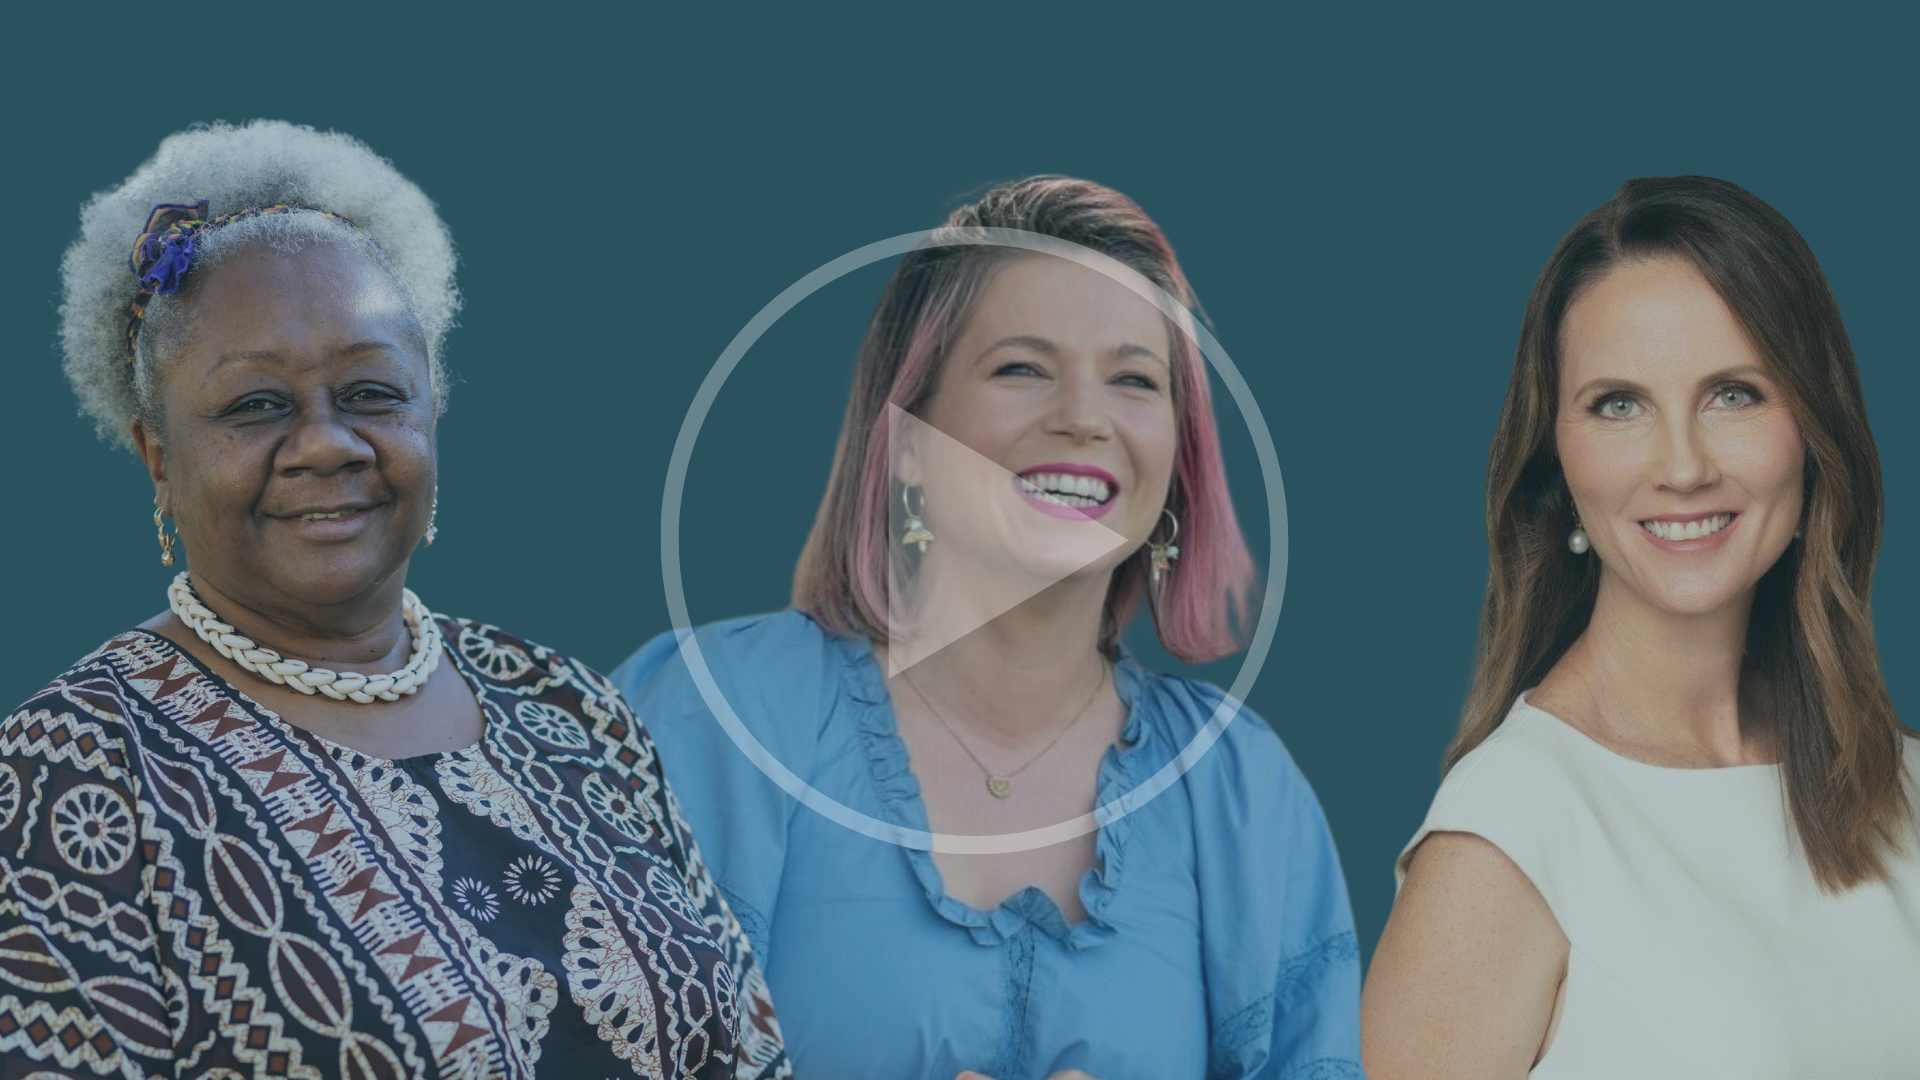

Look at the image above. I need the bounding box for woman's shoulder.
[7,629,182,730]
[613,610,852,695]
[1433,696,1587,803]
[609,609,863,752]
[1137,666,1294,761]
[628,609,844,664]
[2,630,210,802]
[1125,665,1325,817]
[433,611,604,692]
[1395,697,1593,891]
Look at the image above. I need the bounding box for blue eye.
[1711,383,1760,409]
[1592,393,1641,420]
[1116,372,1161,391]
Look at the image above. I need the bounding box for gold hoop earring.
[900,485,934,554]
[1148,508,1181,593]
[153,499,176,567]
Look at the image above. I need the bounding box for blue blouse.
[612,610,1360,1080]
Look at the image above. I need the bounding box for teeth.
[302,511,347,521]
[1641,513,1733,541]
[1019,472,1113,504]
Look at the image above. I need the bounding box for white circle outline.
[660,228,1287,855]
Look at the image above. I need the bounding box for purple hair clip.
[130,200,211,296]
[124,199,350,363]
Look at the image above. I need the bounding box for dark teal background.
[5,9,1913,970]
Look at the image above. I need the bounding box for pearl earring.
[1568,517,1590,555]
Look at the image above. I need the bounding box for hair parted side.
[1459,175,1912,891]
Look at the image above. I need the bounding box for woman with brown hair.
[1362,176,1919,1077]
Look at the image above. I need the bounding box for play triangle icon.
[884,403,1132,676]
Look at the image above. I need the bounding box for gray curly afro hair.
[60,120,459,451]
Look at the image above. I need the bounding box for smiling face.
[903,253,1178,585]
[136,241,436,616]
[1555,256,1805,617]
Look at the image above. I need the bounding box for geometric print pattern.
[0,618,791,1077]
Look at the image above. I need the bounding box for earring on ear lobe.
[1148,508,1181,593]
[423,485,439,546]
[153,498,176,567]
[1568,514,1591,555]
[900,485,933,554]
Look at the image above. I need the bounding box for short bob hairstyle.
[793,176,1255,663]
[1457,175,1911,891]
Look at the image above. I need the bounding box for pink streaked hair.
[792,176,1256,663]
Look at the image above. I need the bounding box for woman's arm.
[1361,831,1567,1079]
[1183,686,1363,1079]
[1257,771,1363,1077]
[610,613,830,962]
[0,695,174,1077]
[567,647,792,1079]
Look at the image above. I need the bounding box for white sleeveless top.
[1397,693,1920,1078]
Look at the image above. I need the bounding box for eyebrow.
[975,334,1168,368]
[210,340,405,372]
[1568,364,1773,401]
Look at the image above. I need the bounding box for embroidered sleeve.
[0,681,173,1075]
[566,654,793,1080]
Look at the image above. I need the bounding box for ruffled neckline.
[830,631,1157,950]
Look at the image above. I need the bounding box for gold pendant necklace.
[900,660,1110,799]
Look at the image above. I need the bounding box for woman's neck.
[182,569,411,672]
[885,565,1112,747]
[1549,569,1765,764]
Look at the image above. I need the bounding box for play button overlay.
[883,403,1132,677]
[659,227,1288,855]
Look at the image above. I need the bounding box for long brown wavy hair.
[1454,175,1911,891]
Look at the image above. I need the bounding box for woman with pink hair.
[614,177,1359,1079]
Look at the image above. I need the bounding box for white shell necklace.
[166,571,442,704]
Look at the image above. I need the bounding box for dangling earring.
[1148,508,1181,593]
[423,484,439,546]
[900,485,934,554]
[153,499,176,567]
[1568,513,1590,555]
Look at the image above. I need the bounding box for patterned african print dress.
[0,618,790,1078]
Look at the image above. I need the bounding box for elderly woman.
[1,121,789,1078]
[1363,177,1920,1077]
[613,177,1361,1079]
